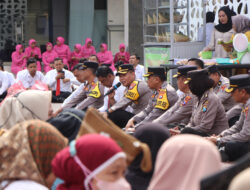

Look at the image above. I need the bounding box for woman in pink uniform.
[42,42,58,73]
[54,36,71,69]
[25,39,42,71]
[11,44,27,75]
[81,38,96,59]
[97,43,114,70]
[114,43,130,64]
[70,44,82,70]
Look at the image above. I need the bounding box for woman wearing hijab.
[170,69,229,136]
[42,42,58,73]
[229,168,250,190]
[114,43,130,64]
[11,44,27,75]
[70,44,83,71]
[232,15,250,41]
[81,38,96,59]
[52,134,131,190]
[97,43,115,70]
[0,90,53,129]
[25,39,42,71]
[54,36,71,69]
[125,123,170,190]
[47,108,85,142]
[0,120,68,189]
[203,6,235,58]
[148,134,223,190]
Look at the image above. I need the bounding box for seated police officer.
[153,65,197,127]
[125,67,178,130]
[207,74,250,161]
[103,64,151,128]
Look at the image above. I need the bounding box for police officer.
[125,67,178,130]
[153,65,197,127]
[171,69,229,136]
[207,65,236,111]
[104,64,151,128]
[207,74,250,161]
[56,61,104,113]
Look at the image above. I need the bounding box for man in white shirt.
[16,58,44,89]
[0,70,9,101]
[96,65,130,112]
[0,62,15,87]
[44,57,79,103]
[129,54,145,80]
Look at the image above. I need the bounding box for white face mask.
[96,177,131,190]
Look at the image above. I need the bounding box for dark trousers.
[0,91,7,102]
[181,127,209,137]
[52,91,71,103]
[223,141,250,161]
[108,109,135,128]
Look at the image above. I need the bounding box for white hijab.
[0,90,51,129]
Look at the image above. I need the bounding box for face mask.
[96,177,131,190]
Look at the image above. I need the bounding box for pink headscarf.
[52,134,126,190]
[42,42,58,73]
[114,43,130,64]
[57,36,65,46]
[148,135,223,190]
[119,43,126,55]
[97,43,114,70]
[29,39,36,47]
[16,44,23,53]
[74,44,82,52]
[11,44,26,75]
[54,36,70,68]
[46,42,53,52]
[232,15,250,33]
[81,38,96,58]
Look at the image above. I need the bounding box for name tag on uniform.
[155,89,169,110]
[125,81,140,101]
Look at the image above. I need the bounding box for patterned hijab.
[0,120,68,186]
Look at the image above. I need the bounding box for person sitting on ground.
[171,69,229,136]
[16,58,45,89]
[44,58,79,103]
[103,64,151,128]
[0,90,53,129]
[153,65,197,127]
[97,43,114,70]
[125,67,178,130]
[206,74,250,161]
[81,38,96,59]
[126,123,170,190]
[148,135,223,190]
[52,134,130,190]
[0,120,68,190]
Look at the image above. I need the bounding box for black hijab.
[125,123,170,190]
[215,6,233,33]
[47,108,85,142]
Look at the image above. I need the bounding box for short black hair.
[72,63,84,72]
[96,65,114,77]
[79,58,88,63]
[27,58,37,67]
[131,53,140,60]
[188,58,204,69]
[54,57,63,63]
[89,54,99,63]
[206,12,215,23]
[189,77,214,97]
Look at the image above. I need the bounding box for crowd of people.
[0,5,250,190]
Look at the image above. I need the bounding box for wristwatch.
[216,137,221,146]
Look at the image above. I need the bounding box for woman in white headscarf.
[0,90,52,129]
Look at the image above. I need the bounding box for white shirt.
[0,71,9,95]
[4,71,15,87]
[62,82,85,107]
[1,180,49,190]
[135,64,145,81]
[16,69,45,89]
[99,77,126,112]
[198,23,215,46]
[44,69,79,92]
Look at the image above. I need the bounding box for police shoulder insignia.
[202,100,208,113]
[220,84,227,91]
[181,96,192,106]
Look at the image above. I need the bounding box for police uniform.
[207,65,236,111]
[182,69,229,136]
[132,67,178,127]
[108,64,151,128]
[153,66,197,126]
[217,74,250,161]
[62,62,104,111]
